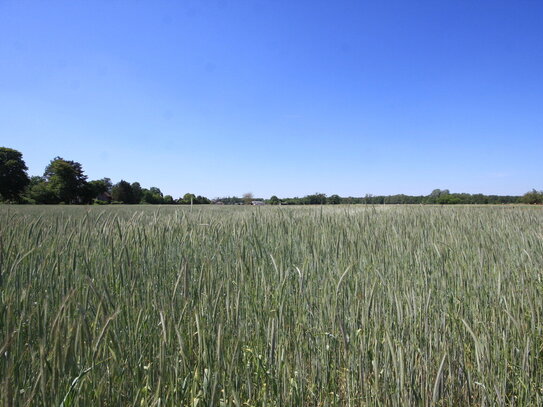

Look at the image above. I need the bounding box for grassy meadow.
[1,204,542,406]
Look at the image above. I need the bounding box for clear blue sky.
[1,0,542,199]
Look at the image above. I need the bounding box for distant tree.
[88,178,112,196]
[328,194,341,204]
[131,182,143,203]
[142,188,164,204]
[43,157,88,203]
[437,194,462,204]
[305,193,327,205]
[427,188,450,204]
[269,195,280,205]
[26,176,57,204]
[243,192,254,205]
[149,187,162,197]
[195,195,210,204]
[217,196,244,205]
[111,180,135,204]
[163,195,174,204]
[520,189,543,204]
[0,147,30,201]
[179,193,196,204]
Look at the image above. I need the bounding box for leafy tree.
[26,176,57,204]
[328,194,341,204]
[0,147,30,201]
[142,188,164,204]
[149,187,163,197]
[520,189,543,204]
[269,195,280,205]
[195,195,210,204]
[131,182,143,203]
[163,195,174,204]
[178,193,196,204]
[305,193,327,205]
[426,188,450,204]
[437,194,462,204]
[89,178,112,196]
[43,157,88,203]
[216,196,244,205]
[111,180,135,204]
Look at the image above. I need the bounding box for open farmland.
[1,205,542,406]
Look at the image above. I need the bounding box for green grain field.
[1,205,542,406]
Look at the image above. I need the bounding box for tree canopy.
[0,147,29,201]
[43,157,89,204]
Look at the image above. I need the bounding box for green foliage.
[520,189,543,204]
[179,193,196,204]
[437,194,462,205]
[215,196,244,205]
[88,178,112,196]
[268,195,281,205]
[1,205,542,405]
[0,147,29,201]
[141,187,164,204]
[195,195,210,204]
[304,192,327,204]
[25,176,58,204]
[43,157,89,203]
[328,194,341,204]
[131,182,143,203]
[111,180,136,204]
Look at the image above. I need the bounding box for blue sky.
[1,0,542,198]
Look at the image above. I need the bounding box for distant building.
[214,201,225,205]
[252,200,265,206]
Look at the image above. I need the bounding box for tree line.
[0,147,209,205]
[1,147,542,205]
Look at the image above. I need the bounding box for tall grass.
[1,205,542,406]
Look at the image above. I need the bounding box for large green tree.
[88,178,112,196]
[520,189,543,204]
[0,147,30,201]
[142,187,164,204]
[269,195,281,205]
[111,180,136,204]
[131,182,143,203]
[43,157,89,204]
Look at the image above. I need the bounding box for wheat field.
[1,205,542,406]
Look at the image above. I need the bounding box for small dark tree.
[269,195,280,205]
[195,195,210,204]
[111,180,135,204]
[328,194,341,204]
[305,193,327,205]
[0,147,30,201]
[131,182,143,203]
